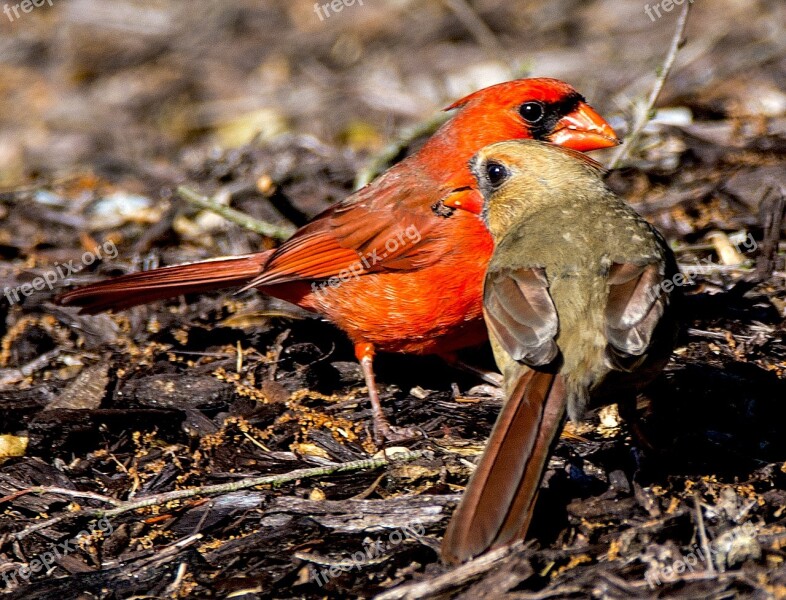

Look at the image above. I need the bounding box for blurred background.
[0,0,783,184]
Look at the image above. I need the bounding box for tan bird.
[441,140,678,564]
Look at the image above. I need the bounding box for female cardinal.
[57,78,619,442]
[441,140,678,564]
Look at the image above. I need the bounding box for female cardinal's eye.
[518,101,545,124]
[485,161,509,188]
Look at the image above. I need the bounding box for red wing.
[483,267,559,367]
[248,167,458,287]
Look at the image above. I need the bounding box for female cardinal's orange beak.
[547,102,620,151]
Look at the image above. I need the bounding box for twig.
[0,485,121,506]
[354,113,450,189]
[755,183,786,282]
[442,0,508,64]
[0,349,61,388]
[374,541,529,600]
[610,1,692,169]
[686,328,753,343]
[177,186,295,240]
[101,533,203,572]
[163,562,189,598]
[353,0,524,192]
[602,570,741,591]
[9,451,426,541]
[694,494,716,574]
[677,262,754,276]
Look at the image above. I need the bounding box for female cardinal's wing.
[482,266,559,367]
[603,261,668,371]
[443,265,563,564]
[246,166,473,288]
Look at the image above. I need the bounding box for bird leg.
[355,343,420,444]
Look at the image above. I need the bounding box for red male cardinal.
[441,140,677,563]
[57,78,619,442]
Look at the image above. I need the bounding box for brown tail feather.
[441,369,566,564]
[56,252,271,314]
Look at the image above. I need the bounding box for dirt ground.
[1,1,786,598]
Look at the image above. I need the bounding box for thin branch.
[354,0,522,192]
[677,262,754,276]
[177,186,295,240]
[0,349,61,388]
[374,540,530,600]
[0,486,121,507]
[354,113,450,189]
[694,494,716,574]
[9,451,426,541]
[610,1,692,169]
[442,0,507,64]
[755,183,786,282]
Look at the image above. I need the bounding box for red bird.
[57,78,619,442]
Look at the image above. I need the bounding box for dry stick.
[177,186,295,240]
[442,0,507,64]
[9,451,425,541]
[687,327,754,343]
[694,494,716,574]
[677,262,754,276]
[0,349,61,388]
[354,113,450,190]
[0,485,121,507]
[609,1,692,169]
[163,561,190,598]
[755,183,786,282]
[356,1,520,190]
[374,540,529,600]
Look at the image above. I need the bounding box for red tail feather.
[56,252,271,314]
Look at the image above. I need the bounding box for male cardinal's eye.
[485,161,509,188]
[519,101,545,124]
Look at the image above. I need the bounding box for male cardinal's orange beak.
[547,102,620,151]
